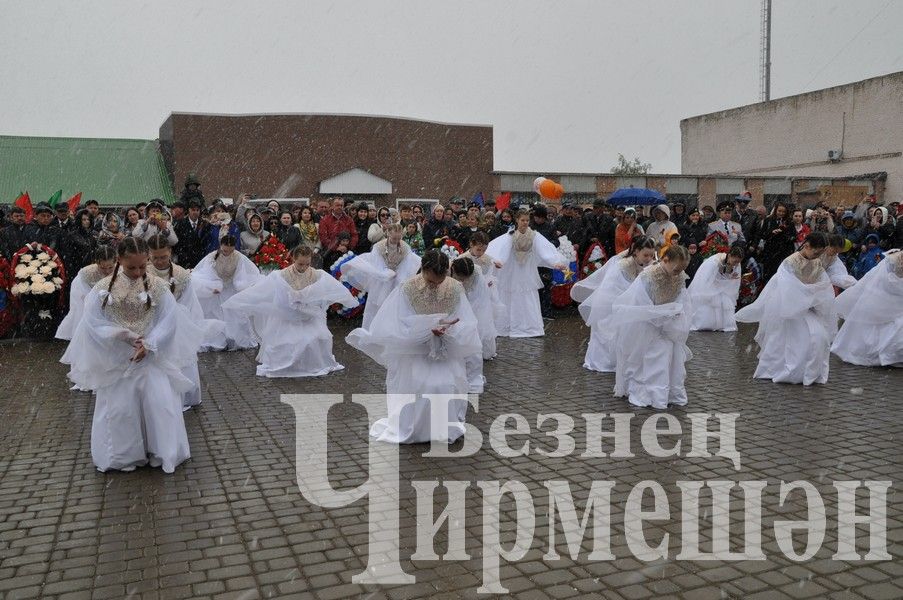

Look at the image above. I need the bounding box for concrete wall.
[681,71,903,200]
[160,113,494,207]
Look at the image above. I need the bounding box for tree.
[610,154,652,176]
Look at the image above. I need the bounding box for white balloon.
[533,177,547,193]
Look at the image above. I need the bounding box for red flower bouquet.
[698,231,730,260]
[252,234,290,273]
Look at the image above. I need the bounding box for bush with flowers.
[252,234,290,273]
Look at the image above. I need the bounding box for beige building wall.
[680,71,903,201]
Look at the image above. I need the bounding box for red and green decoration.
[252,234,290,272]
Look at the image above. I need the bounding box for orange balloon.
[539,179,564,200]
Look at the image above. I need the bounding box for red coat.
[318,212,358,252]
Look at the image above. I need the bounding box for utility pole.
[760,0,772,101]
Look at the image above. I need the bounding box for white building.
[681,71,903,202]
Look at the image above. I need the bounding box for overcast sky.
[1,0,901,174]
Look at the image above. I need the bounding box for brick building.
[159,112,494,208]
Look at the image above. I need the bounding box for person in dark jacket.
[531,204,560,320]
[61,209,98,277]
[553,200,586,254]
[179,173,206,206]
[421,204,453,250]
[24,203,63,252]
[733,193,761,253]
[582,199,616,258]
[273,210,302,251]
[351,203,375,255]
[173,200,209,267]
[54,204,76,232]
[758,201,795,283]
[0,206,31,259]
[679,208,709,247]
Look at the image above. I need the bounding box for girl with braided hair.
[222,246,359,377]
[56,245,117,342]
[450,256,496,394]
[60,237,203,473]
[612,244,693,409]
[191,235,262,350]
[146,234,224,408]
[346,249,481,444]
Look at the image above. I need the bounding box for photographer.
[134,200,178,245]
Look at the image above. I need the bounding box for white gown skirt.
[753,313,831,384]
[614,321,689,409]
[182,364,202,409]
[198,286,256,350]
[92,362,190,473]
[831,318,903,367]
[255,318,343,377]
[496,287,544,338]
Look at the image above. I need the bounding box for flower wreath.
[10,242,67,307]
[329,251,366,318]
[440,239,463,261]
[252,234,290,271]
[698,231,730,260]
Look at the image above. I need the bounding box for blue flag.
[471,192,484,207]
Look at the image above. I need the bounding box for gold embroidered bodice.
[98,273,167,336]
[402,276,463,315]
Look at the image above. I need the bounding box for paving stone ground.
[0,313,901,600]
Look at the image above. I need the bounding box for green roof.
[0,135,174,206]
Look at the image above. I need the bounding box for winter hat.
[653,204,670,219]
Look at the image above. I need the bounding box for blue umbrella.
[607,188,667,206]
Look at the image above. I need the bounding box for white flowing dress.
[570,249,627,304]
[578,256,641,372]
[459,268,497,393]
[687,253,741,332]
[346,276,481,444]
[735,254,837,385]
[149,263,225,409]
[612,266,693,409]
[56,264,108,341]
[341,240,421,330]
[831,251,903,367]
[822,255,857,290]
[460,250,505,330]
[61,274,203,473]
[223,267,359,377]
[191,251,262,350]
[487,230,561,337]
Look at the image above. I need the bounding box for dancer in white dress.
[147,234,224,409]
[60,238,202,473]
[487,210,565,337]
[822,234,857,291]
[578,236,656,372]
[831,249,903,367]
[451,256,496,393]
[612,245,693,410]
[341,223,422,329]
[687,245,744,332]
[191,235,262,350]
[460,231,504,327]
[55,246,117,341]
[346,250,481,444]
[736,232,836,385]
[223,246,359,377]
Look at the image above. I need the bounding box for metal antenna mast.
[760,0,772,101]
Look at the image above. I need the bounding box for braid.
[102,263,120,309]
[214,249,220,261]
[143,273,151,310]
[168,263,175,294]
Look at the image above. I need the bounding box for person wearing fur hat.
[135,200,178,245]
[708,201,746,246]
[645,204,678,248]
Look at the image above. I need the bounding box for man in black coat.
[0,207,31,259]
[553,200,587,256]
[531,204,560,320]
[173,201,209,267]
[23,203,63,251]
[583,199,616,259]
[421,204,453,251]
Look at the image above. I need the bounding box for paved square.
[1,315,900,599]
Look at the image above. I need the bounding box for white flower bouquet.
[10,242,66,297]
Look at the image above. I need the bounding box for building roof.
[0,135,174,206]
[681,70,903,124]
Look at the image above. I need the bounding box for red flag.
[66,192,83,214]
[495,192,511,211]
[14,192,33,223]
